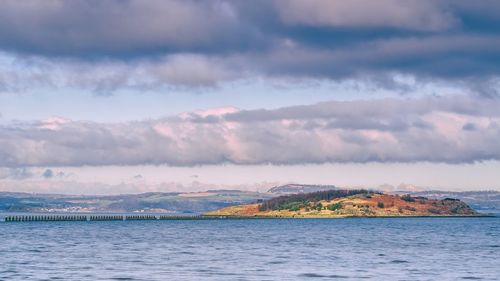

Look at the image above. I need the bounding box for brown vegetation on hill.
[205,191,478,218]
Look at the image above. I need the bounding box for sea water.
[1,217,499,280]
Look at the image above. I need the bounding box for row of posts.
[3,214,229,222]
[5,215,87,222]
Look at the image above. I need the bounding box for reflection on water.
[1,217,499,280]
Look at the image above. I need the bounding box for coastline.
[202,214,496,219]
[0,214,500,223]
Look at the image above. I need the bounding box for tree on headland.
[328,202,342,211]
[259,189,374,211]
[401,194,415,202]
[315,203,323,211]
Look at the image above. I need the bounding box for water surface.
[1,217,499,280]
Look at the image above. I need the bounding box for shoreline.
[2,213,496,222]
[202,214,497,219]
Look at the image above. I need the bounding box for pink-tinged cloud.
[1,95,499,167]
[38,116,71,130]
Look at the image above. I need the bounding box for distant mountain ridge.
[1,189,499,214]
[268,184,337,194]
[0,190,273,214]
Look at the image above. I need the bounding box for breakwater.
[2,214,231,222]
[89,215,124,221]
[4,215,87,222]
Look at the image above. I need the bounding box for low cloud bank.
[1,95,499,167]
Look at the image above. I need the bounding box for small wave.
[299,273,328,278]
[268,260,286,265]
[299,273,349,278]
[328,275,349,279]
[179,251,195,255]
[28,249,43,253]
[390,259,409,264]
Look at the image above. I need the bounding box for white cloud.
[1,95,499,166]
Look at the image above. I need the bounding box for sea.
[0,216,499,280]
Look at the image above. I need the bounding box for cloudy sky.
[1,0,500,194]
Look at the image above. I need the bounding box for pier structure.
[2,214,231,222]
[89,215,124,221]
[125,215,156,220]
[4,215,87,222]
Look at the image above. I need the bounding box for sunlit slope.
[206,191,478,217]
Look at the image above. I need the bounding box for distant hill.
[268,184,337,195]
[2,189,498,215]
[0,190,273,214]
[206,190,479,218]
[407,190,500,214]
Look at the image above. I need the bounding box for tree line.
[259,189,375,211]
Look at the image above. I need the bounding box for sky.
[1,0,500,194]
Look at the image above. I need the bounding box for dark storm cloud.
[0,0,500,90]
[0,0,253,57]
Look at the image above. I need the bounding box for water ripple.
[0,217,498,280]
